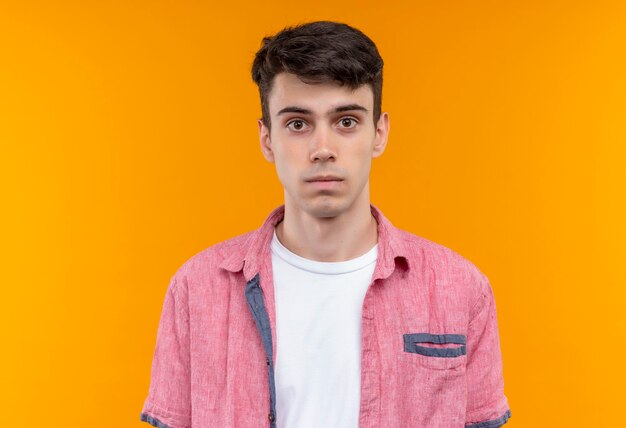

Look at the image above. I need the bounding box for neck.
[275,194,378,262]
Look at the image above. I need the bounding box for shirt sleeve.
[464,273,512,428]
[140,274,192,428]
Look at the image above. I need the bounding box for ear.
[258,119,275,163]
[371,111,390,159]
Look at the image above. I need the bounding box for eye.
[286,119,308,132]
[338,117,358,129]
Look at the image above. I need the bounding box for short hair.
[251,21,384,131]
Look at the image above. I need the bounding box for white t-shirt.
[271,228,378,428]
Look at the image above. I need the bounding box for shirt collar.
[219,204,411,282]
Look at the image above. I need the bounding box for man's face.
[258,72,389,219]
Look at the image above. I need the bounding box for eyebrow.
[276,104,369,117]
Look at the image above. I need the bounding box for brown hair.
[251,21,384,130]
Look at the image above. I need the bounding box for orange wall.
[1,1,624,426]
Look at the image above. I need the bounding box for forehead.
[267,72,373,116]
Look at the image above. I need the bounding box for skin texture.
[258,72,390,262]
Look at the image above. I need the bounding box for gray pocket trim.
[403,333,467,357]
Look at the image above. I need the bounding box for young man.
[140,21,511,428]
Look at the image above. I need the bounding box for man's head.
[251,21,384,131]
[251,21,389,219]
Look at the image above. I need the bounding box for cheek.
[274,145,301,173]
[352,147,373,174]
[273,157,297,189]
[359,159,373,181]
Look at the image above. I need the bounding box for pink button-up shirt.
[140,204,511,427]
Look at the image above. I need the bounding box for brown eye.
[340,118,357,128]
[287,119,306,131]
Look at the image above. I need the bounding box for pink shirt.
[140,204,511,427]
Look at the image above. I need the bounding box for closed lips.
[307,176,343,181]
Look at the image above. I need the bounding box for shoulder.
[393,227,484,274]
[167,230,255,289]
[393,227,491,308]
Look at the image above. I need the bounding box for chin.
[303,198,351,219]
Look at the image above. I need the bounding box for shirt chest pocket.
[403,333,467,370]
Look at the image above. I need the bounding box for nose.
[309,125,337,162]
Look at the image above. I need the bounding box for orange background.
[1,1,625,426]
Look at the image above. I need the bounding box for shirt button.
[266,358,270,366]
[268,413,275,422]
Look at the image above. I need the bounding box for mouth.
[306,178,344,190]
[306,176,344,182]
